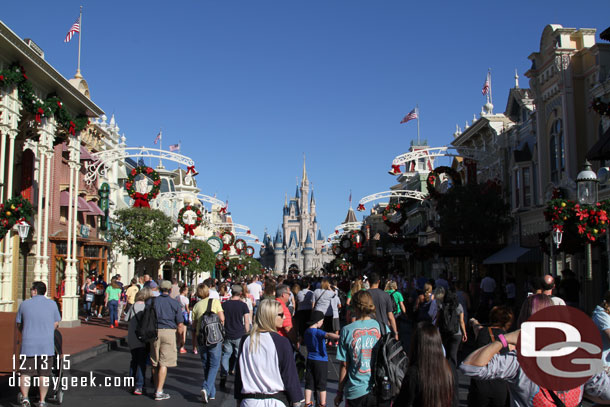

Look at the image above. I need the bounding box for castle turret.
[274,228,285,272]
[303,231,314,273]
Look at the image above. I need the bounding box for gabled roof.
[288,199,300,216]
[288,230,299,247]
[504,87,534,122]
[343,207,358,224]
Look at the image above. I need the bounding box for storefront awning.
[87,201,105,216]
[483,243,542,265]
[59,191,92,212]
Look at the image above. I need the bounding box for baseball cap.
[147,280,158,289]
[231,284,243,294]
[160,280,172,291]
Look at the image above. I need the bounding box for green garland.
[426,166,462,200]
[544,198,610,243]
[382,202,408,234]
[0,63,89,134]
[0,195,34,241]
[125,166,161,207]
[592,98,610,117]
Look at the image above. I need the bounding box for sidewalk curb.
[69,335,128,366]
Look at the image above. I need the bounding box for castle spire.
[302,154,308,184]
[284,192,288,207]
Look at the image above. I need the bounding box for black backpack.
[135,298,158,343]
[439,304,460,336]
[389,291,398,314]
[371,323,408,401]
[197,299,225,347]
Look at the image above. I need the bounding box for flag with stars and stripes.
[400,108,418,124]
[482,73,490,95]
[64,17,80,43]
[169,143,180,152]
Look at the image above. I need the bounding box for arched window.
[549,119,564,182]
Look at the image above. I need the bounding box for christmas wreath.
[215,253,230,271]
[544,198,610,244]
[245,246,255,257]
[125,166,161,208]
[178,205,203,235]
[382,202,408,234]
[234,238,247,254]
[220,231,235,251]
[592,98,610,117]
[332,245,342,256]
[350,230,366,248]
[0,195,34,241]
[426,166,462,200]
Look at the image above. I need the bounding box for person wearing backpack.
[437,290,467,368]
[125,287,153,396]
[395,321,458,407]
[148,280,184,401]
[191,283,225,403]
[384,280,406,317]
[334,290,385,407]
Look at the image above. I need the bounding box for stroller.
[18,329,66,405]
[46,329,66,404]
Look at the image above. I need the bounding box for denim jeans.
[199,343,222,398]
[84,301,92,315]
[108,300,118,325]
[220,338,241,378]
[129,347,148,389]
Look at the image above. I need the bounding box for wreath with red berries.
[350,230,366,248]
[125,166,161,208]
[382,202,408,234]
[426,166,462,200]
[234,238,247,254]
[245,246,255,257]
[220,231,235,251]
[178,205,204,235]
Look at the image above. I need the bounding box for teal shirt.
[106,286,121,301]
[336,318,381,400]
[385,290,404,315]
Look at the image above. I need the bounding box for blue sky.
[2,1,609,241]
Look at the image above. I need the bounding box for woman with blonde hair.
[384,280,406,317]
[334,291,385,407]
[234,299,303,407]
[191,283,225,403]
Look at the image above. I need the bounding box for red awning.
[87,201,105,216]
[59,191,91,212]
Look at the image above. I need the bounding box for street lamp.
[16,220,31,243]
[576,161,600,302]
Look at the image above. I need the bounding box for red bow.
[236,249,242,255]
[132,192,150,208]
[186,165,198,176]
[388,164,401,175]
[222,244,231,251]
[247,230,251,234]
[220,206,227,214]
[357,204,365,211]
[183,223,196,235]
[36,107,44,123]
[354,242,362,249]
[68,121,76,135]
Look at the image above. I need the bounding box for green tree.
[185,239,216,275]
[227,256,262,277]
[108,208,174,275]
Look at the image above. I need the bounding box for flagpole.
[77,6,82,76]
[158,128,163,168]
[416,104,420,145]
[488,68,493,107]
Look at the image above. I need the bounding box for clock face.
[341,237,352,249]
[207,237,222,254]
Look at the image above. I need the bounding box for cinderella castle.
[260,160,334,274]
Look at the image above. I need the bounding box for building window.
[514,169,520,209]
[522,167,531,207]
[549,119,564,182]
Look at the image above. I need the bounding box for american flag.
[400,108,418,124]
[64,17,80,43]
[169,143,180,152]
[154,131,162,145]
[482,74,490,95]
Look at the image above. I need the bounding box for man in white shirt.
[247,276,263,301]
[480,273,496,307]
[542,274,566,306]
[205,278,220,300]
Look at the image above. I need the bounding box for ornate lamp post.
[576,161,599,283]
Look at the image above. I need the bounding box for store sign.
[80,225,90,238]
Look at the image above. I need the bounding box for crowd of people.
[15,268,610,407]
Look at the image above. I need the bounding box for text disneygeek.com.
[9,372,135,391]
